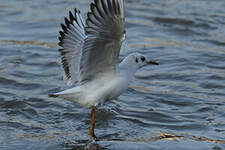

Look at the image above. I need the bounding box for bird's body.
[51,54,141,108]
[50,0,158,141]
[53,70,128,107]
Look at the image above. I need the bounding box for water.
[0,0,225,149]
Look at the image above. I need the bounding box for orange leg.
[88,106,98,141]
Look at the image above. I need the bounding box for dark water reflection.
[0,0,225,149]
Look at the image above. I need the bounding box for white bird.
[49,0,158,141]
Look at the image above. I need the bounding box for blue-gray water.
[0,0,225,150]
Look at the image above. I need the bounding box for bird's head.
[129,53,159,69]
[119,53,159,80]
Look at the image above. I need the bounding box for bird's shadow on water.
[61,140,107,150]
[60,138,132,150]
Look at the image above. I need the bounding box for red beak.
[147,61,159,65]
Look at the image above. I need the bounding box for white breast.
[80,73,129,107]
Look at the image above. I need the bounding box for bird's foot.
[88,129,98,141]
[91,134,98,142]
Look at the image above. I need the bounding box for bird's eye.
[141,56,145,62]
[136,58,138,63]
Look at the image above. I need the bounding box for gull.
[49,0,158,141]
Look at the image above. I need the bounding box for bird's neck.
[119,60,137,82]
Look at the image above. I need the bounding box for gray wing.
[58,9,86,86]
[79,0,125,82]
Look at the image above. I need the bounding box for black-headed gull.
[49,0,158,141]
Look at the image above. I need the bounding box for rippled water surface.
[0,0,225,149]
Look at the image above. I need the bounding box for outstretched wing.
[79,0,125,82]
[58,9,86,86]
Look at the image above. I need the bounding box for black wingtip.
[74,8,77,13]
[69,11,75,22]
[90,3,96,12]
[61,24,67,32]
[58,31,64,47]
[77,8,81,14]
[59,31,64,37]
[58,41,63,47]
[65,17,70,27]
